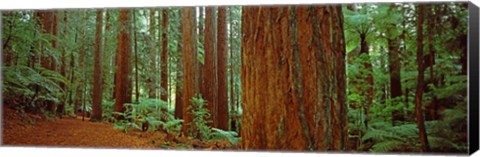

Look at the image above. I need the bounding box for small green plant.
[113,98,182,133]
[211,128,240,145]
[188,94,212,140]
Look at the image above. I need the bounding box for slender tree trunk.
[161,8,169,102]
[228,7,236,131]
[181,7,198,135]
[414,4,430,152]
[57,11,68,116]
[204,6,218,127]
[76,11,87,115]
[133,10,140,103]
[146,8,156,99]
[241,6,347,151]
[175,9,184,119]
[216,6,229,130]
[114,9,132,120]
[91,9,104,121]
[359,32,374,129]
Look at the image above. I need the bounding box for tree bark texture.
[241,5,347,151]
[204,6,218,127]
[216,6,229,130]
[181,7,199,135]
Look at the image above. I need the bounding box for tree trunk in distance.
[114,9,132,120]
[91,9,104,121]
[161,8,169,102]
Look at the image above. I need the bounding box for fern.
[211,128,240,145]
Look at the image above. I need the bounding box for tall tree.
[91,9,104,121]
[216,6,229,130]
[387,4,403,125]
[114,9,132,120]
[204,6,217,127]
[228,7,236,131]
[414,4,430,152]
[147,8,157,99]
[133,10,140,103]
[75,11,87,114]
[181,7,198,135]
[161,8,169,102]
[174,9,184,119]
[57,11,68,116]
[241,6,347,150]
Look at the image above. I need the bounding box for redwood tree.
[91,9,104,121]
[216,6,229,130]
[204,6,217,127]
[114,9,132,120]
[161,8,169,102]
[241,6,347,150]
[181,7,198,134]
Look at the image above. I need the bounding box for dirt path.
[2,109,155,149]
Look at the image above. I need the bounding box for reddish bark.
[241,6,347,150]
[204,7,218,127]
[161,9,169,102]
[216,7,229,130]
[91,9,104,121]
[414,4,430,152]
[114,9,132,120]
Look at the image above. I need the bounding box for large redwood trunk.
[161,9,169,102]
[114,9,132,120]
[91,9,104,121]
[414,4,430,152]
[216,7,229,130]
[204,6,217,127]
[181,7,198,135]
[241,5,347,151]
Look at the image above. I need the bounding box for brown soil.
[2,108,233,150]
[2,108,154,149]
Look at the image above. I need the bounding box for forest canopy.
[1,2,469,153]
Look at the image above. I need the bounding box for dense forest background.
[2,2,468,153]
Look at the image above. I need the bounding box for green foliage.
[3,65,67,112]
[113,98,181,133]
[211,128,240,145]
[188,94,212,140]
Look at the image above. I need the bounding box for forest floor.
[2,108,230,150]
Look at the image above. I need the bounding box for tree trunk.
[161,8,169,102]
[57,11,68,116]
[204,6,218,127]
[114,9,132,120]
[228,7,236,131]
[91,9,104,121]
[146,8,156,99]
[414,4,430,152]
[75,11,87,115]
[241,5,347,151]
[216,6,229,130]
[181,7,198,135]
[175,9,184,119]
[133,10,140,103]
[359,32,374,129]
